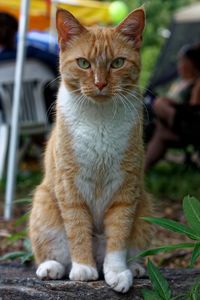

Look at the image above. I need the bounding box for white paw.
[129,262,146,277]
[104,269,133,293]
[36,260,65,280]
[69,262,98,281]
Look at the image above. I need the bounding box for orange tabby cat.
[29,7,153,293]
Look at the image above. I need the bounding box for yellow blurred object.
[0,0,111,30]
[57,1,110,26]
[0,0,50,30]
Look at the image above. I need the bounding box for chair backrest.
[0,59,55,134]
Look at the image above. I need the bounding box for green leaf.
[133,243,195,259]
[190,243,200,267]
[7,230,27,243]
[21,253,34,264]
[183,196,200,235]
[142,288,163,300]
[14,198,32,204]
[172,294,187,300]
[142,217,200,240]
[187,277,200,300]
[23,238,32,252]
[0,251,27,261]
[147,260,172,300]
[14,212,29,226]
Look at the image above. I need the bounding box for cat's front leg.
[104,250,133,293]
[103,195,136,293]
[56,184,98,281]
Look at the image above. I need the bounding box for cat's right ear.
[115,7,145,50]
[56,9,87,47]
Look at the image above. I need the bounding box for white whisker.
[46,76,61,88]
[74,94,86,115]
[118,92,142,137]
[119,83,154,96]
[46,100,56,120]
[111,95,118,121]
[119,88,150,123]
[117,94,129,118]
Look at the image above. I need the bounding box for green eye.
[111,57,125,69]
[77,58,91,69]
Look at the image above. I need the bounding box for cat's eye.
[111,58,125,69]
[77,58,91,69]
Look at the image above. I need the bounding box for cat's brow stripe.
[104,33,114,57]
[88,30,114,61]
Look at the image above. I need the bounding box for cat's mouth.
[83,91,113,103]
[91,94,111,102]
[81,87,114,103]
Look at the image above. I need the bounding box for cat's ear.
[56,9,87,47]
[115,7,145,50]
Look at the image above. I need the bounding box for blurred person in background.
[0,12,18,122]
[0,11,58,75]
[145,44,200,171]
[0,12,18,54]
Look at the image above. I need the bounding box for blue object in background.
[0,31,59,75]
[27,31,59,54]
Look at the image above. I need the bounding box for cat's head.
[56,8,145,103]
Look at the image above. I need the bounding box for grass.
[146,161,200,201]
[16,170,42,196]
[0,170,42,207]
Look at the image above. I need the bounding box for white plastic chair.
[0,59,55,213]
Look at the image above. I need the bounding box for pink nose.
[95,81,107,91]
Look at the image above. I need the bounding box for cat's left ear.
[56,9,87,47]
[115,7,145,50]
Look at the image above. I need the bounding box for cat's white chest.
[58,84,140,227]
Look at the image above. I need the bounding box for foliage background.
[124,0,199,87]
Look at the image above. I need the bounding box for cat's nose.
[95,81,107,91]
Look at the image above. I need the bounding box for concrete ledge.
[1,263,200,299]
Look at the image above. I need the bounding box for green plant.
[0,238,33,263]
[136,195,200,267]
[133,195,200,300]
[145,163,200,200]
[0,198,33,264]
[186,278,200,300]
[142,260,200,300]
[142,260,173,300]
